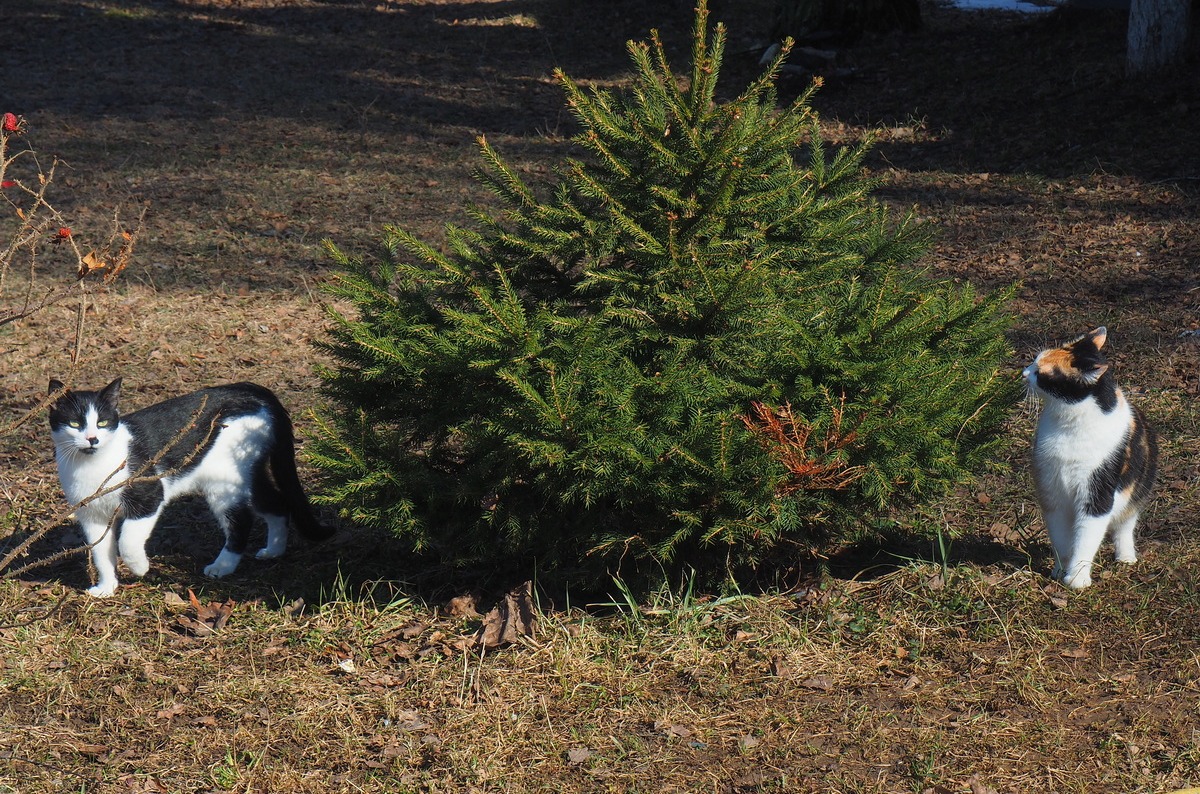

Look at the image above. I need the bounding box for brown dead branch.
[741,397,865,494]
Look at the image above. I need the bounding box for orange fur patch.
[1038,348,1076,375]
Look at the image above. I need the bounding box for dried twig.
[0,114,145,580]
[741,396,865,493]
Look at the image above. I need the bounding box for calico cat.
[1023,327,1158,590]
[48,378,332,597]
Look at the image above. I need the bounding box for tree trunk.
[1127,0,1191,74]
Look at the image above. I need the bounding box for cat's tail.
[265,396,334,543]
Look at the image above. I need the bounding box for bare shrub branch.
[0,113,148,580]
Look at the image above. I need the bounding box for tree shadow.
[2,498,471,609]
[820,525,1047,583]
[5,0,1195,185]
[805,5,1199,182]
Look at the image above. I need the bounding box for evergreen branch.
[476,135,537,209]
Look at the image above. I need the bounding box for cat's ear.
[1082,363,1109,384]
[48,379,66,396]
[1088,327,1107,350]
[98,377,122,406]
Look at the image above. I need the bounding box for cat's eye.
[68,421,82,429]
[97,420,111,428]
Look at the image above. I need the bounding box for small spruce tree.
[311,3,1019,580]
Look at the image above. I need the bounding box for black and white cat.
[48,378,332,597]
[1023,327,1158,590]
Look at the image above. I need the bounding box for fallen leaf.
[175,591,235,637]
[394,711,429,732]
[654,720,694,739]
[566,747,591,765]
[449,635,477,653]
[734,771,770,788]
[800,675,834,691]
[284,597,306,618]
[400,620,428,639]
[1061,647,1090,659]
[163,592,188,612]
[174,614,215,637]
[968,776,1000,794]
[471,581,537,651]
[156,702,185,720]
[444,593,481,619]
[364,673,405,688]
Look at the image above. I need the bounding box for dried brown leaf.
[444,593,481,619]
[654,720,694,739]
[155,702,185,720]
[968,777,1000,794]
[78,250,106,278]
[176,590,235,636]
[471,581,537,651]
[72,743,110,757]
[800,675,834,691]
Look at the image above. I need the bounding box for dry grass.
[2,0,1200,791]
[6,561,1200,792]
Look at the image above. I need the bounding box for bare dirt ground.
[2,0,1199,791]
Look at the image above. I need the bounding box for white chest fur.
[1032,393,1129,500]
[55,424,132,518]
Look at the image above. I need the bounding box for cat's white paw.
[255,543,286,560]
[203,548,243,578]
[87,581,118,598]
[123,554,151,578]
[1062,572,1092,590]
[1114,552,1138,565]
